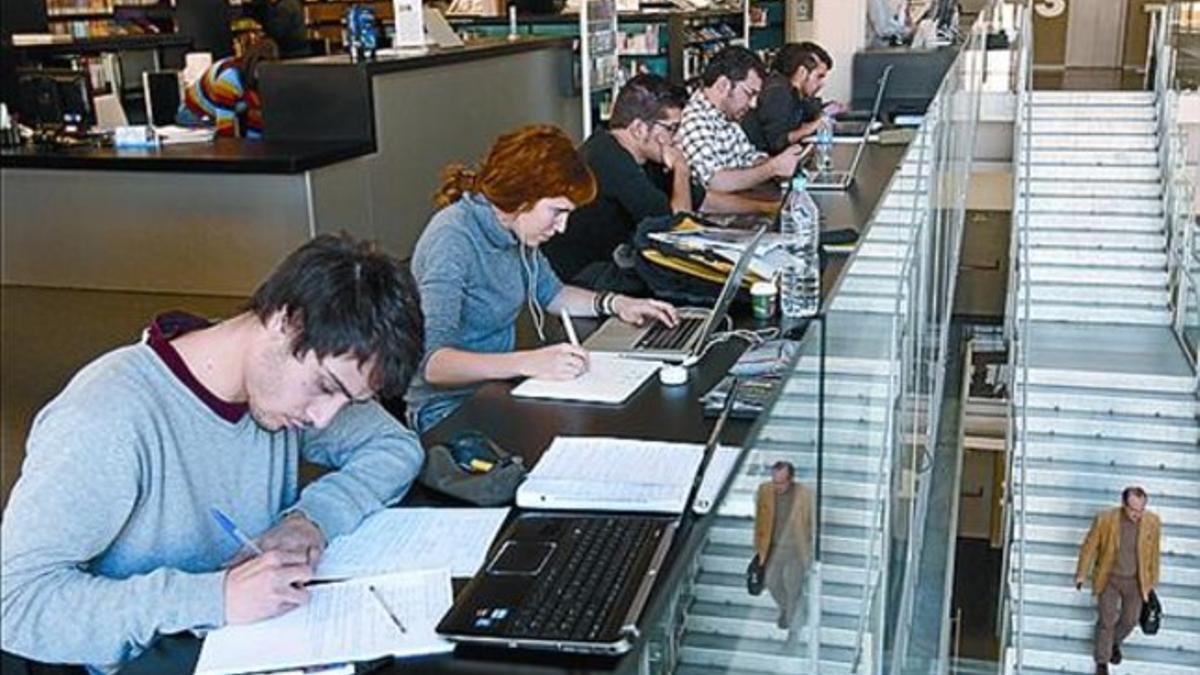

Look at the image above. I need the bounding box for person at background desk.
[245,0,311,58]
[176,36,279,138]
[678,46,807,194]
[405,124,679,433]
[0,235,426,671]
[742,42,838,155]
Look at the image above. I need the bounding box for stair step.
[1021,212,1164,231]
[1015,458,1200,500]
[1030,119,1156,134]
[708,520,882,559]
[828,294,899,313]
[1015,645,1197,675]
[1029,91,1157,105]
[1025,164,1161,181]
[1021,196,1162,215]
[1026,265,1167,286]
[1019,180,1162,199]
[1019,303,1173,326]
[1020,247,1166,267]
[1017,383,1197,420]
[1019,406,1198,444]
[1028,105,1157,120]
[1024,229,1165,249]
[679,634,854,673]
[1028,132,1158,150]
[1019,282,1168,305]
[684,608,861,648]
[1020,433,1200,471]
[1024,366,1195,394]
[1028,148,1158,165]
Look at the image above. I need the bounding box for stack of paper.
[194,568,454,675]
[517,437,706,514]
[153,125,215,145]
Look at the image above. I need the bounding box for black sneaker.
[776,613,789,630]
[1094,664,1109,675]
[1110,644,1122,665]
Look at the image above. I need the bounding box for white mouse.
[659,365,688,386]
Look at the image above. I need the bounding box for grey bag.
[418,431,526,506]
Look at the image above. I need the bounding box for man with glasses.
[1075,486,1162,674]
[678,46,807,193]
[544,74,699,292]
[1,235,426,672]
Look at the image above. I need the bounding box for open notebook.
[510,354,662,404]
[515,436,731,514]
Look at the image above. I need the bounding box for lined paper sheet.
[315,508,509,580]
[692,445,742,514]
[516,437,705,514]
[195,569,454,675]
[511,354,662,404]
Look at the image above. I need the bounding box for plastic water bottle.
[815,119,833,173]
[780,175,821,318]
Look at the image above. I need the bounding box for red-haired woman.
[405,125,678,432]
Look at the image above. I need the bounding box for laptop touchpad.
[487,540,556,576]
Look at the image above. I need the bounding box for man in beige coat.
[1075,486,1162,675]
[754,461,814,630]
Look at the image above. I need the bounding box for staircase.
[1007,91,1200,674]
[675,351,891,675]
[1017,91,1171,326]
[672,143,931,673]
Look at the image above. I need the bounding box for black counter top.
[447,7,743,25]
[0,137,374,174]
[281,36,573,76]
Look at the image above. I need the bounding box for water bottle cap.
[791,174,808,190]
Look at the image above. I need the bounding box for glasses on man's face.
[735,81,761,101]
[653,119,681,135]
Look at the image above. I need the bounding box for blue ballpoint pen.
[210,507,265,557]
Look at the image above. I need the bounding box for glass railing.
[638,3,1002,672]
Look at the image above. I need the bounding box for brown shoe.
[1094,664,1109,675]
[1110,644,1122,665]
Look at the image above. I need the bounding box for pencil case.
[419,431,527,506]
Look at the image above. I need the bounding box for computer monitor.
[16,68,94,130]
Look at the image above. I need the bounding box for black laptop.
[436,389,740,655]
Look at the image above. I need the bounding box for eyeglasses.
[734,81,761,100]
[653,119,681,135]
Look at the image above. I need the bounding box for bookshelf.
[666,8,746,85]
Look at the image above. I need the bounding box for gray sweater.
[0,342,424,670]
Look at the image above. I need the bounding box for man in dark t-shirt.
[544,75,699,293]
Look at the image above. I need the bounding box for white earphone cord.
[520,244,547,343]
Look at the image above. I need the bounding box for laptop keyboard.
[507,517,664,642]
[634,317,705,351]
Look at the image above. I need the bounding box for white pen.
[560,308,580,347]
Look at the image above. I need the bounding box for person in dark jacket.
[742,42,834,155]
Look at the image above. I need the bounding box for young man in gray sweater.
[1,234,426,672]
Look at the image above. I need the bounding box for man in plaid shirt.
[678,46,807,193]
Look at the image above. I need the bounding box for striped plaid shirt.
[677,90,767,189]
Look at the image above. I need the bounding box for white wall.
[790,0,869,103]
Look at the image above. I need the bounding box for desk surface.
[0,138,376,174]
[113,137,910,675]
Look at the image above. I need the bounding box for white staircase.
[1016,91,1171,327]
[675,353,891,675]
[1007,91,1200,674]
[672,140,931,673]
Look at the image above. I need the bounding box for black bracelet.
[593,292,607,317]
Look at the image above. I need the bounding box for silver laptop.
[583,227,766,362]
[807,64,893,192]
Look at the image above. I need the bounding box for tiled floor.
[0,285,245,511]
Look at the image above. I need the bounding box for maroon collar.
[145,312,249,424]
